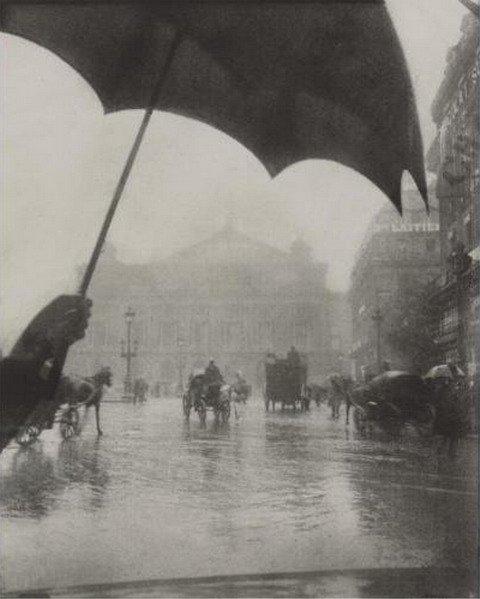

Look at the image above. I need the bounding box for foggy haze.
[0,0,468,350]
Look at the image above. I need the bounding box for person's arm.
[1,295,91,452]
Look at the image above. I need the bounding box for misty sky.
[0,1,469,349]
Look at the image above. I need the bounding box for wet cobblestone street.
[0,396,476,594]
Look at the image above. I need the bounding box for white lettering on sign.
[373,223,440,233]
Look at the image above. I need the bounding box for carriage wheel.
[16,424,42,447]
[60,407,80,440]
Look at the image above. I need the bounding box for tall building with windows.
[67,225,335,389]
[427,12,479,372]
[349,189,441,379]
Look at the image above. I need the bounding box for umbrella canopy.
[1,0,426,211]
[371,370,412,382]
[361,371,431,411]
[424,364,466,380]
[368,371,426,392]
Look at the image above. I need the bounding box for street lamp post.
[371,307,383,374]
[177,337,185,395]
[449,243,472,370]
[120,307,137,395]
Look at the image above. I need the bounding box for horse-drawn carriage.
[15,400,81,447]
[264,355,309,411]
[182,373,230,424]
[350,371,435,436]
[15,367,112,447]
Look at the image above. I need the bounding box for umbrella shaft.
[78,107,153,296]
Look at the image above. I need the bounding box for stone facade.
[67,226,334,390]
[428,12,479,373]
[349,189,441,379]
[430,13,478,261]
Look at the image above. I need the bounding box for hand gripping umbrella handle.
[48,28,183,395]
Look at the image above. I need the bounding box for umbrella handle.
[77,106,155,296]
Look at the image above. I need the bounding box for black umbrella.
[1,1,427,386]
[366,371,431,410]
[2,2,427,287]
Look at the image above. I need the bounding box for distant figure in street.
[133,377,148,403]
[233,371,250,399]
[287,346,300,367]
[432,368,469,457]
[235,370,246,388]
[329,376,343,420]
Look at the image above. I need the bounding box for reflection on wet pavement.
[0,397,476,594]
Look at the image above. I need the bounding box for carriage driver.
[204,358,224,401]
[205,359,223,385]
[287,346,301,367]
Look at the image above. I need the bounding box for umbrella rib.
[78,27,183,295]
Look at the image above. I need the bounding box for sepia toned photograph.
[0,1,478,597]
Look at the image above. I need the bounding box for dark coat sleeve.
[0,358,49,452]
